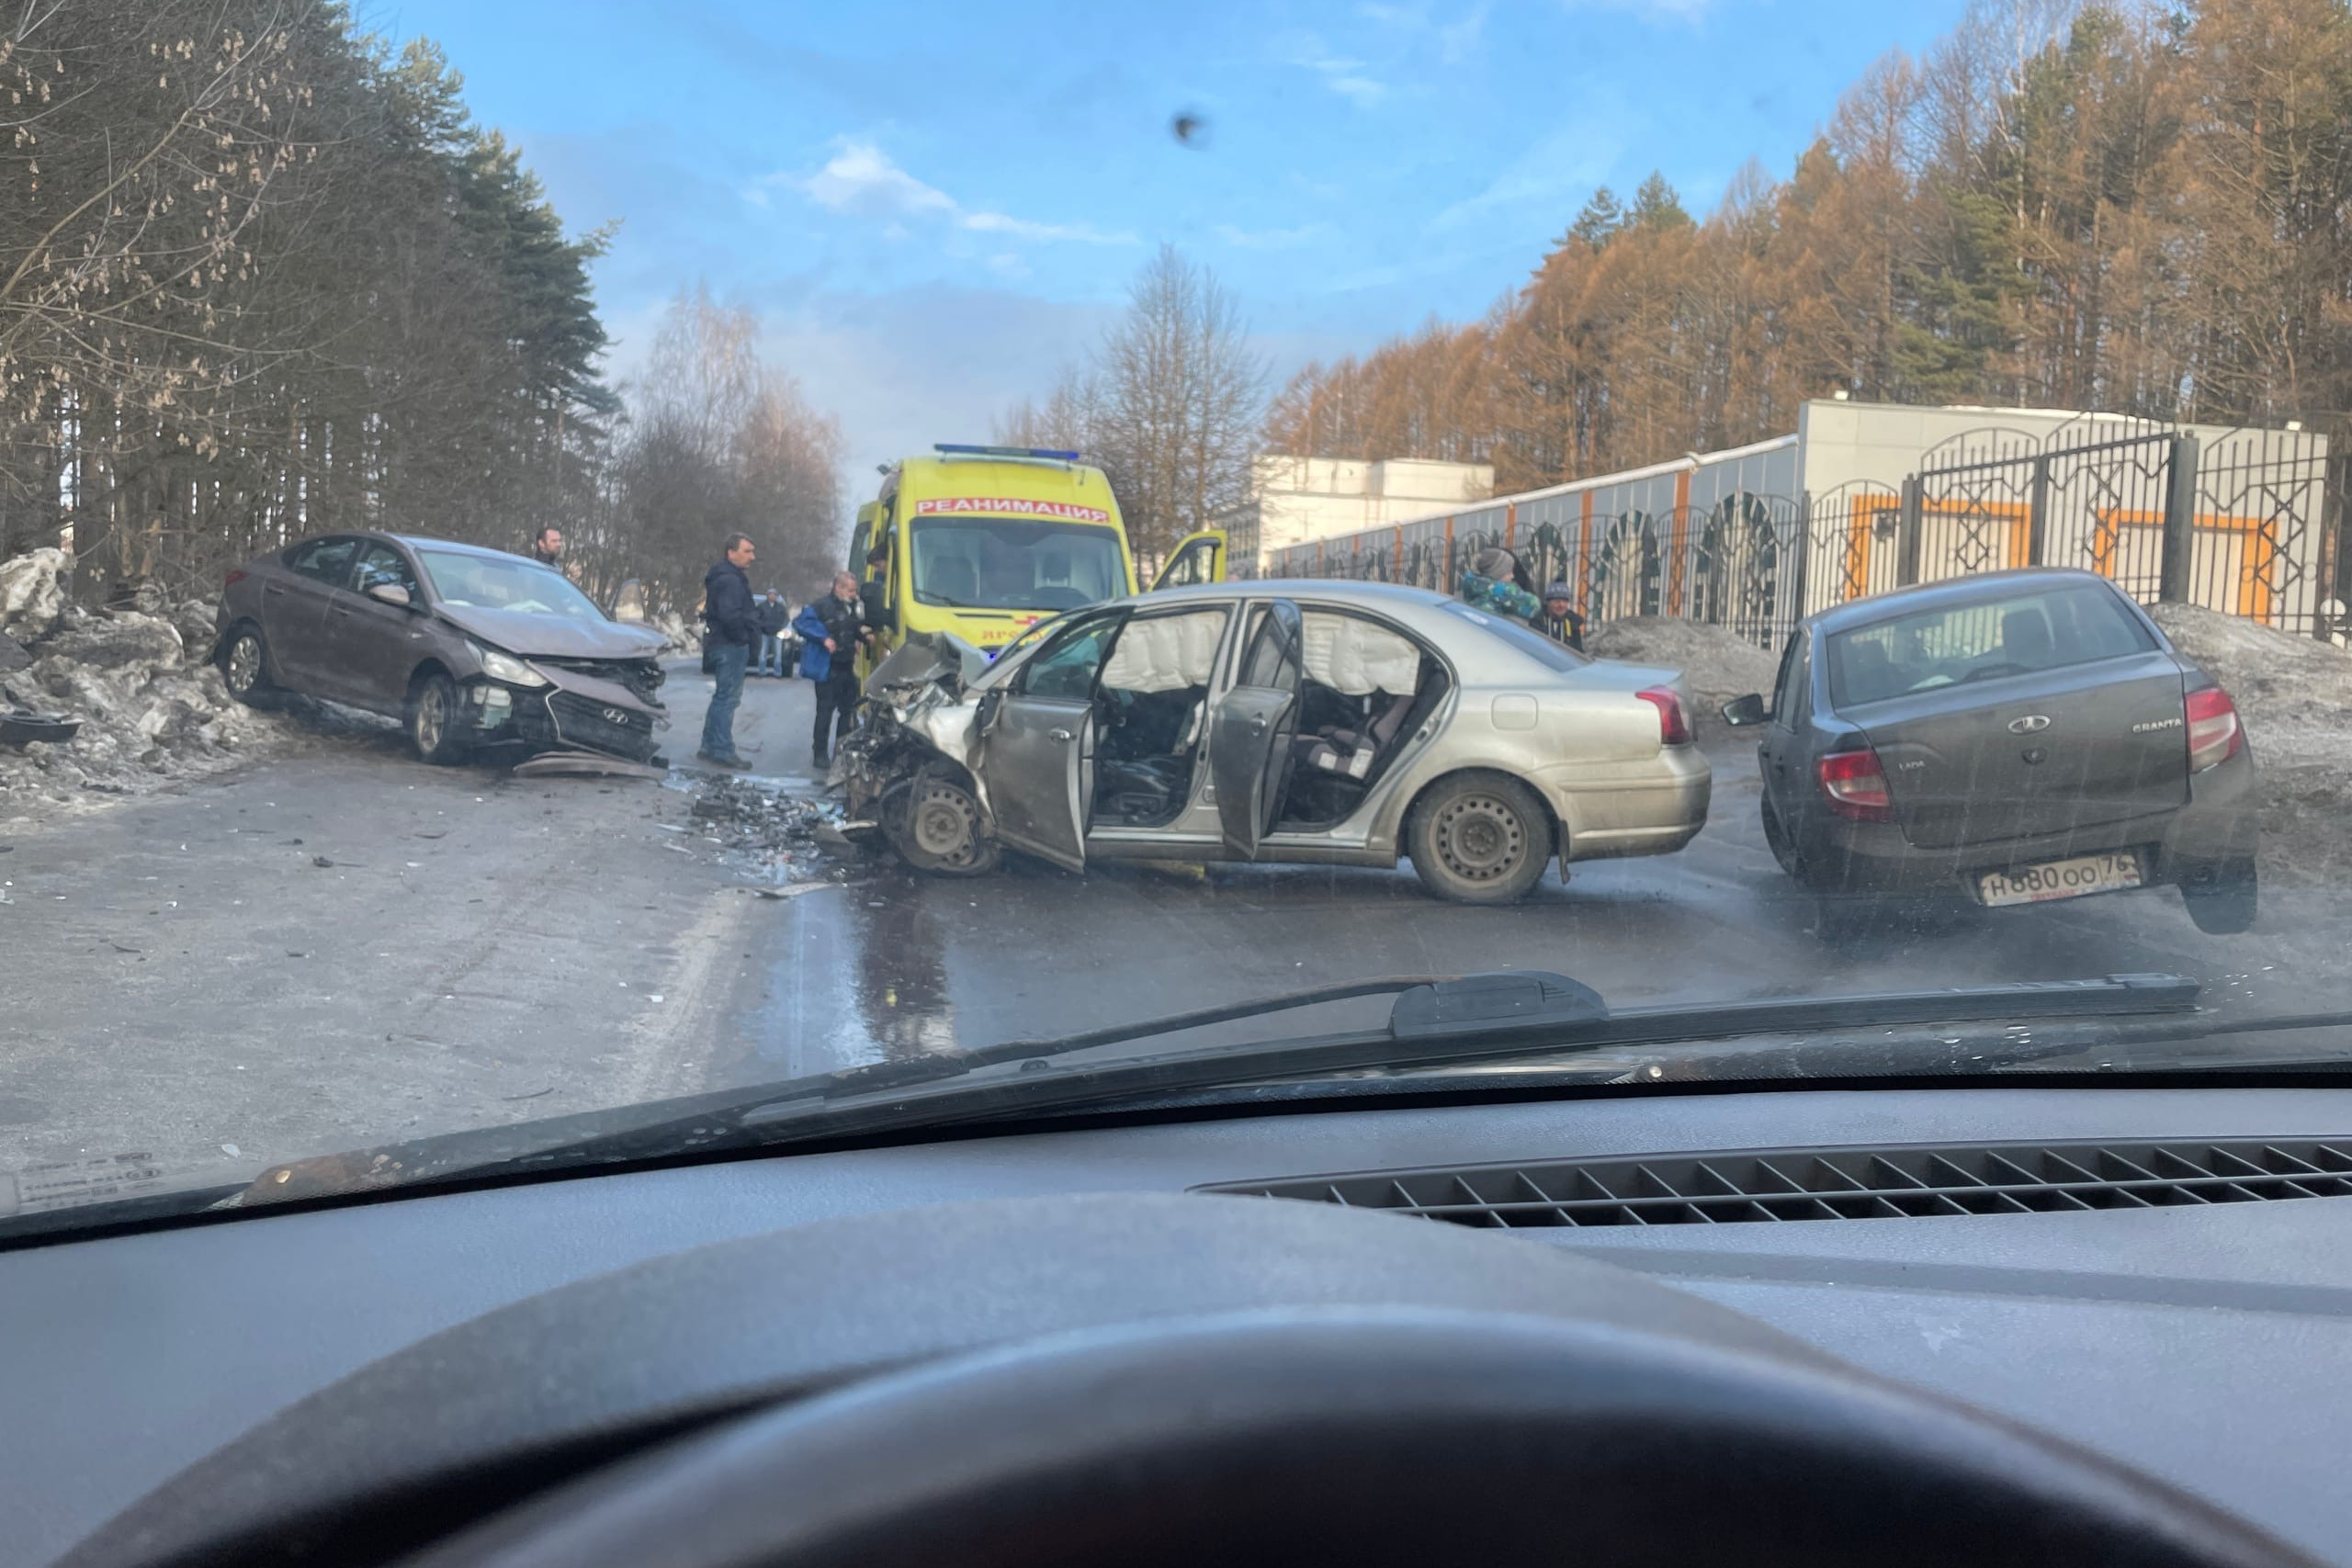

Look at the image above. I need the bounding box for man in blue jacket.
[795,571,871,767]
[697,534,757,769]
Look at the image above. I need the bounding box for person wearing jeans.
[753,591,791,676]
[697,534,757,768]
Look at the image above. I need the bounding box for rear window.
[1827,583,2155,707]
[1436,600,1589,672]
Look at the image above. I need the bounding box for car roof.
[381,534,544,564]
[1139,578,1453,611]
[1807,568,2126,636]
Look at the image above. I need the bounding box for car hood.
[434,604,666,660]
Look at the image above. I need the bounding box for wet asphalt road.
[0,658,2342,1201]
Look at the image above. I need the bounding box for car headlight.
[476,646,548,687]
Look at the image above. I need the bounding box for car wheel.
[1760,796,1801,875]
[405,671,469,766]
[218,623,279,708]
[2180,856,2258,935]
[888,773,1001,877]
[1408,773,1552,904]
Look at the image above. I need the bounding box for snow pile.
[2149,603,2352,886]
[1586,617,1780,726]
[0,547,69,642]
[0,571,293,820]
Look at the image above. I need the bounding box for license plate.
[1977,851,2143,908]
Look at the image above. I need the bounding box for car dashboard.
[8,1082,2352,1566]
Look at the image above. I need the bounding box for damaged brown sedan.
[212,533,669,766]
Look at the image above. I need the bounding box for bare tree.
[613,288,842,615]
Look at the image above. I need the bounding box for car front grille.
[546,691,657,759]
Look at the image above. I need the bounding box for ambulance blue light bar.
[934,443,1082,461]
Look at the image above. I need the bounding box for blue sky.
[368,0,1974,483]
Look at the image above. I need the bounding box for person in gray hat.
[1533,581,1586,650]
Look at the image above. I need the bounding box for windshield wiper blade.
[210,972,2199,1208]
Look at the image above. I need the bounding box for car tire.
[217,622,280,708]
[2180,856,2258,935]
[1407,773,1552,904]
[888,772,1001,878]
[1760,796,1800,875]
[405,671,469,766]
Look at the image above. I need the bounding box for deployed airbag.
[1102,611,1227,694]
[1303,613,1421,696]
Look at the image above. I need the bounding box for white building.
[1224,456,1494,573]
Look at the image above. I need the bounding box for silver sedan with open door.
[840,581,1712,904]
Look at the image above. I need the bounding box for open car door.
[978,614,1118,872]
[1209,599,1305,859]
[1149,529,1227,592]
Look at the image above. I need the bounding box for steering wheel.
[423,1308,2308,1568]
[72,1195,2318,1568]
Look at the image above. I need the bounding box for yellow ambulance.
[848,445,1226,668]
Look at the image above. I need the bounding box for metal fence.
[1267,417,2340,647]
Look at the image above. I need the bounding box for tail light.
[223,569,247,588]
[1635,687,1691,746]
[2185,686,2244,772]
[1817,748,1894,821]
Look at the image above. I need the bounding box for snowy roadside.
[0,550,317,825]
[2148,604,2352,889]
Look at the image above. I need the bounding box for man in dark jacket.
[697,534,758,768]
[1533,581,1586,652]
[753,591,793,676]
[805,570,871,766]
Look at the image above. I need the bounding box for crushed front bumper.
[463,665,667,764]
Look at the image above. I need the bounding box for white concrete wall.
[1244,454,1495,566]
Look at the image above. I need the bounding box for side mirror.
[366,582,413,610]
[1720,693,1768,728]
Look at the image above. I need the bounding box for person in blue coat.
[796,572,871,765]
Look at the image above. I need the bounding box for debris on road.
[2151,603,2352,887]
[1586,617,1779,730]
[684,773,855,886]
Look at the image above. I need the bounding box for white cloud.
[961,209,1136,245]
[763,140,1136,246]
[798,141,956,218]
[1273,30,1391,107]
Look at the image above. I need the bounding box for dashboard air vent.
[1198,1138,2352,1227]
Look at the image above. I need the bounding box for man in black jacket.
[753,591,793,676]
[808,570,871,766]
[1533,581,1586,652]
[698,534,757,768]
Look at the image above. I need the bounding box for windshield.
[910,518,1126,611]
[6,0,2351,1238]
[418,551,607,621]
[1827,584,2155,706]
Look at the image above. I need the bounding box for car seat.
[1844,639,1897,704]
[2001,607,2054,668]
[930,556,980,606]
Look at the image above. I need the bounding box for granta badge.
[2132,716,2184,734]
